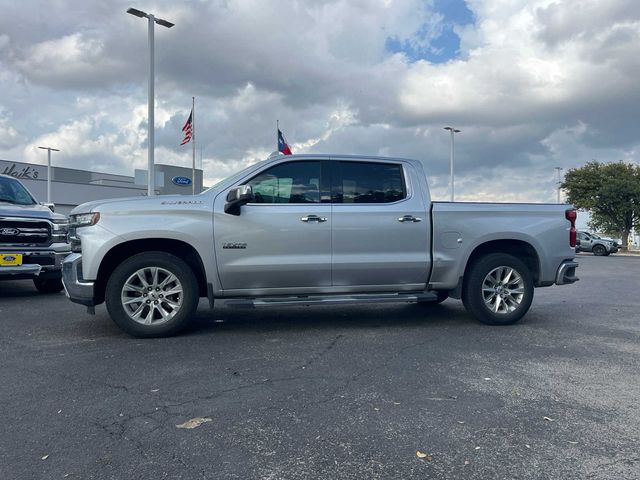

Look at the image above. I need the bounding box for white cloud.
[0,108,21,149]
[0,0,637,204]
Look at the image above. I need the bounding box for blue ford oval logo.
[172,176,192,186]
[2,255,16,261]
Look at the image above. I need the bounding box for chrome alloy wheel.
[120,267,184,326]
[481,266,525,314]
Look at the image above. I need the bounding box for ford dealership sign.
[172,176,192,186]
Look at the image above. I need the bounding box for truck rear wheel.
[105,252,199,338]
[462,253,534,326]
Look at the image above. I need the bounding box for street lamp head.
[444,127,461,133]
[155,18,174,28]
[127,7,148,18]
[38,146,60,151]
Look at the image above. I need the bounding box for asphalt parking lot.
[1,255,639,480]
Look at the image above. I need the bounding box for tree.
[561,161,640,249]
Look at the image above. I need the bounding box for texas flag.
[278,128,292,155]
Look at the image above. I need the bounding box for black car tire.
[592,244,606,256]
[462,253,534,326]
[33,277,64,294]
[105,252,199,338]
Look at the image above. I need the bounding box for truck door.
[331,160,430,289]
[214,160,332,292]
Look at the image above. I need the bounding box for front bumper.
[0,249,70,279]
[556,260,579,285]
[62,253,96,306]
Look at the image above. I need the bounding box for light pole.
[444,127,461,202]
[555,166,563,203]
[38,146,60,203]
[127,7,174,196]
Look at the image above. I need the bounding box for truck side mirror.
[40,202,55,212]
[224,185,253,215]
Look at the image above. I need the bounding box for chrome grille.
[0,218,52,245]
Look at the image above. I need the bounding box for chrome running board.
[223,292,438,309]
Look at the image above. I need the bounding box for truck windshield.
[0,176,36,205]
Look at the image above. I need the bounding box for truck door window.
[247,161,321,204]
[333,161,406,203]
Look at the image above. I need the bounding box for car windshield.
[0,176,36,205]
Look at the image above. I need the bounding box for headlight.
[51,218,69,243]
[69,212,100,228]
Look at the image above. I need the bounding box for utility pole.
[444,127,461,201]
[192,96,196,195]
[555,167,563,203]
[38,146,60,203]
[127,8,174,196]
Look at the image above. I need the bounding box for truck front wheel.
[462,253,534,326]
[105,252,199,338]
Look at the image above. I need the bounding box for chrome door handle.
[301,215,327,223]
[398,215,422,223]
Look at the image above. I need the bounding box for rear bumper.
[0,249,70,279]
[556,260,579,285]
[62,253,96,306]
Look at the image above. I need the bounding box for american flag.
[181,110,193,145]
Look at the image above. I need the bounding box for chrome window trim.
[232,157,416,207]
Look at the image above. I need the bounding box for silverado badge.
[223,242,247,249]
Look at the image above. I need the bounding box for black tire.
[462,253,534,326]
[33,277,64,294]
[105,252,199,338]
[592,244,606,256]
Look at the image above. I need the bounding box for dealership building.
[0,159,204,216]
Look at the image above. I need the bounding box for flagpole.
[276,119,279,151]
[192,96,196,195]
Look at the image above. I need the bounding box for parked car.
[63,154,579,337]
[0,174,71,292]
[576,231,618,256]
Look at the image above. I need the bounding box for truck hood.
[70,193,211,215]
[0,201,67,221]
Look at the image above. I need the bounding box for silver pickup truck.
[62,154,579,337]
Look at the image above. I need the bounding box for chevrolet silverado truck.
[62,154,579,337]
[0,174,70,293]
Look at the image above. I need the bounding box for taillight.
[565,209,577,247]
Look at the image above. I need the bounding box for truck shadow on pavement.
[179,301,476,337]
[1,279,502,339]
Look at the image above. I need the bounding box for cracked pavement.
[0,255,639,479]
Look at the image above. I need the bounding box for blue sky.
[386,0,475,63]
